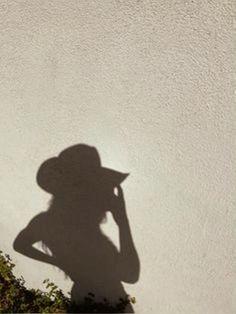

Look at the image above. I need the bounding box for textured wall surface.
[0,1,235,313]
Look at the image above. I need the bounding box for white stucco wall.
[0,1,235,313]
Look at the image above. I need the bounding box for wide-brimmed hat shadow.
[13,144,140,313]
[37,144,129,195]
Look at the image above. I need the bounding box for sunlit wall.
[0,1,235,313]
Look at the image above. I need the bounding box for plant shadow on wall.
[13,144,140,313]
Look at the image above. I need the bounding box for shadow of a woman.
[13,144,140,312]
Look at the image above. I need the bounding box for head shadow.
[13,144,140,312]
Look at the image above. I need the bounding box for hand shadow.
[13,144,140,313]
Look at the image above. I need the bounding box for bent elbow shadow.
[13,144,140,313]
